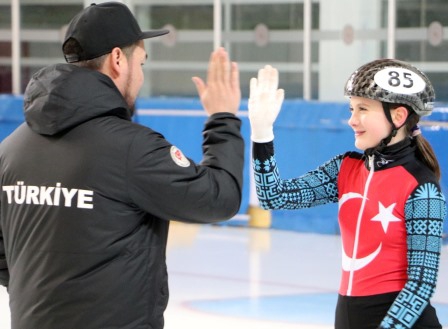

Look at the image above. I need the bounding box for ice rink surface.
[1,222,447,329]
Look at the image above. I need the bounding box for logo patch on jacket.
[170,146,190,167]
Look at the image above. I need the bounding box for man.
[0,2,244,329]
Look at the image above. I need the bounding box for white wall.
[319,0,382,101]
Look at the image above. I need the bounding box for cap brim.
[141,29,170,39]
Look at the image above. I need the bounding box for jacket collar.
[364,137,415,171]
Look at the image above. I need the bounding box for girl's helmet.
[344,59,435,117]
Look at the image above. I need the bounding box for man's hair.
[63,38,138,70]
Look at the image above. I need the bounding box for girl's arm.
[252,141,343,210]
[380,182,446,328]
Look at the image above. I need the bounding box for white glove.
[248,65,285,143]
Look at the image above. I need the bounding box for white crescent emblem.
[339,192,381,272]
[339,192,364,209]
[342,243,382,271]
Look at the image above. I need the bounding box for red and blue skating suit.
[252,138,446,329]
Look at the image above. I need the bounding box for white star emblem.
[371,202,401,233]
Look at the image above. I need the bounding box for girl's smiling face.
[348,96,393,151]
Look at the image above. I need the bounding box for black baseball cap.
[63,2,169,63]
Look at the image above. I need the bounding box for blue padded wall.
[1,95,447,237]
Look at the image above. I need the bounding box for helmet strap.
[365,102,398,156]
[379,102,398,148]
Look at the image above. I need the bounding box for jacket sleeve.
[380,182,446,329]
[0,203,9,287]
[127,112,244,223]
[252,141,342,210]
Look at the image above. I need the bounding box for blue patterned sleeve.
[252,142,342,210]
[380,183,447,329]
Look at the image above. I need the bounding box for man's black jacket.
[0,64,244,329]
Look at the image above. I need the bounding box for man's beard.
[123,74,136,117]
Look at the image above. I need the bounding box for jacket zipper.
[346,154,375,296]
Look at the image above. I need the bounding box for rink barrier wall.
[1,95,447,238]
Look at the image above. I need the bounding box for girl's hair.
[404,107,441,180]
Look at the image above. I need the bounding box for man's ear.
[392,106,409,127]
[104,47,126,79]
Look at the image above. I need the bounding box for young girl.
[248,59,446,329]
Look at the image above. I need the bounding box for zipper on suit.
[346,154,375,296]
